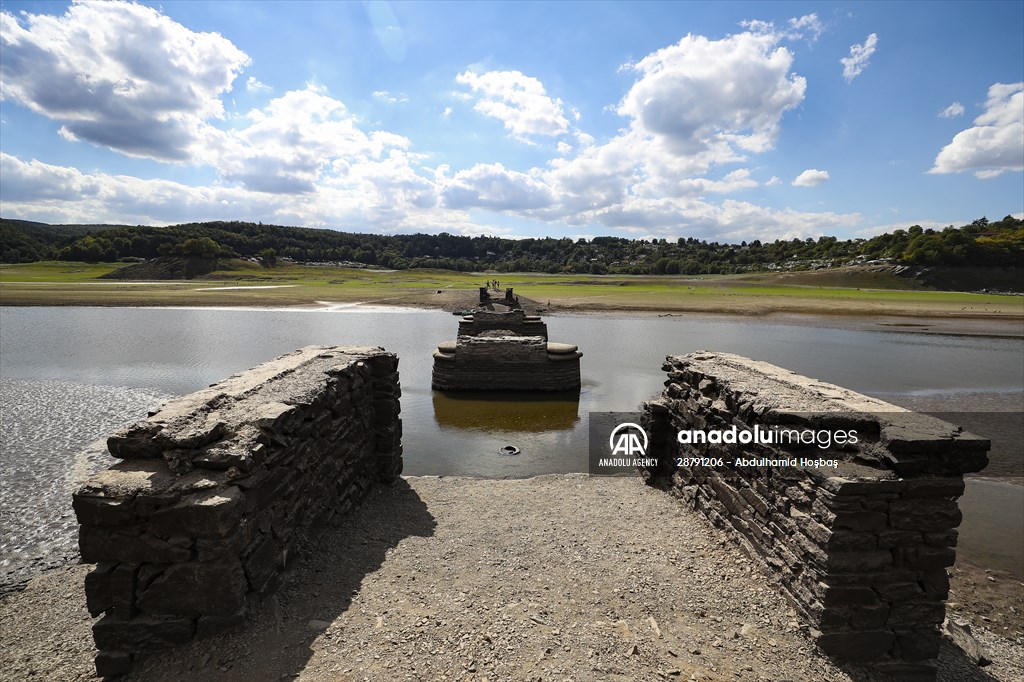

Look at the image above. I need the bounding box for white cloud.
[0,8,861,243]
[840,33,878,83]
[0,150,479,235]
[440,163,553,211]
[455,69,569,140]
[788,14,824,42]
[246,76,272,92]
[617,30,806,159]
[372,90,408,104]
[792,169,830,187]
[740,14,823,42]
[0,1,249,161]
[939,101,964,118]
[198,85,415,194]
[930,82,1024,179]
[765,175,782,186]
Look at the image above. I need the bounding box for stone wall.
[432,335,582,391]
[73,346,402,677]
[458,310,548,339]
[638,352,988,681]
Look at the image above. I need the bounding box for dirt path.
[1,475,1021,681]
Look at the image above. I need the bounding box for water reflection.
[432,391,580,433]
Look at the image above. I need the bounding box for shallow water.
[0,306,1021,578]
[0,379,168,584]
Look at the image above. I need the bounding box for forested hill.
[1,215,1021,275]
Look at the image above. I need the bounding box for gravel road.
[1,474,1020,681]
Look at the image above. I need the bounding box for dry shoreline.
[1,474,1021,681]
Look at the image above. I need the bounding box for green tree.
[258,247,278,268]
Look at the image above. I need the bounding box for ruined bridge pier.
[639,351,988,681]
[72,346,402,677]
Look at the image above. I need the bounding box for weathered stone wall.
[432,335,581,391]
[73,346,402,677]
[639,352,988,681]
[458,310,548,339]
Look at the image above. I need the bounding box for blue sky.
[1,1,1021,242]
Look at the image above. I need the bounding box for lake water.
[1,306,1021,580]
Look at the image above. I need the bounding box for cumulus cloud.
[930,82,1024,179]
[440,163,553,211]
[840,33,878,83]
[792,169,830,187]
[199,85,415,194]
[456,69,569,140]
[939,101,965,118]
[617,30,806,159]
[765,176,782,186]
[0,1,249,161]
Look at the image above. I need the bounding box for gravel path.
[1,474,1020,681]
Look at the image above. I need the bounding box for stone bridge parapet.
[73,345,402,677]
[639,351,988,681]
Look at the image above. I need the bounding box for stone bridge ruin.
[73,346,985,680]
[72,346,402,677]
[639,351,988,681]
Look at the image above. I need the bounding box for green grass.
[1,260,1021,317]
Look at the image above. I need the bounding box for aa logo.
[609,423,648,457]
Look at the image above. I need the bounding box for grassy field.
[1,260,1021,320]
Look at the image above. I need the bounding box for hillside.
[1,216,1021,291]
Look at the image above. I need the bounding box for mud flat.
[0,379,168,592]
[1,475,1021,681]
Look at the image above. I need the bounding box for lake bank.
[2,261,1022,325]
[1,474,1021,682]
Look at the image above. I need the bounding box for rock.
[943,618,991,666]
[307,619,332,632]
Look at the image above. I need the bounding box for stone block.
[902,477,965,499]
[149,487,242,539]
[831,510,889,532]
[73,495,139,527]
[889,601,947,626]
[110,563,138,619]
[889,499,962,531]
[827,530,877,551]
[137,561,247,618]
[79,527,192,564]
[827,550,892,573]
[816,630,895,661]
[909,546,956,570]
[85,564,115,617]
[821,585,879,606]
[896,628,942,661]
[850,603,890,629]
[94,650,133,678]
[93,614,194,652]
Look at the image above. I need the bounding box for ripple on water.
[0,379,170,585]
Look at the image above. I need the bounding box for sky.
[1,1,1022,243]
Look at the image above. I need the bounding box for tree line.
[1,215,1020,273]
